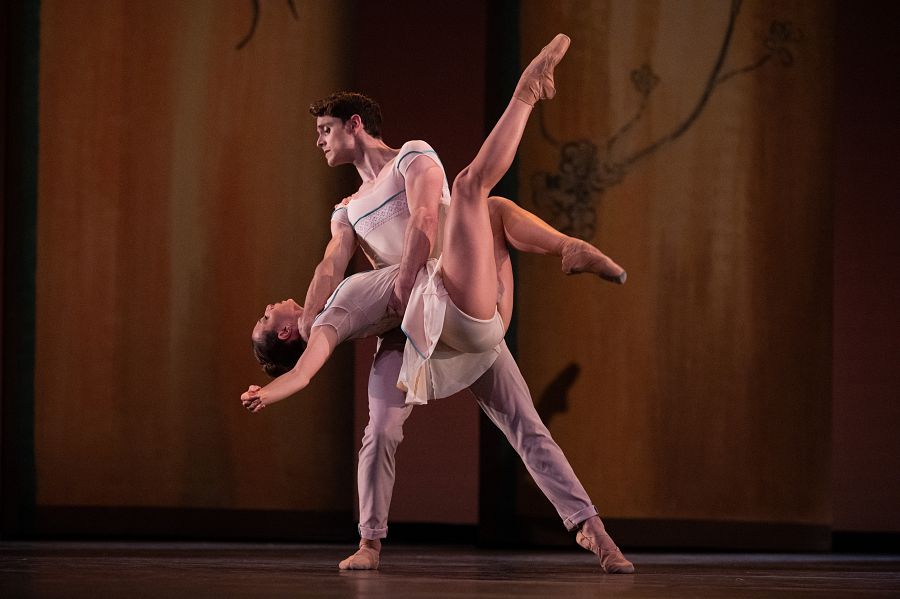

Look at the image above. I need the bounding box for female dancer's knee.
[487,195,514,227]
[488,195,514,211]
[451,166,486,201]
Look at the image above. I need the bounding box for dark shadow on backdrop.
[536,362,579,425]
[1,0,39,539]
[477,0,521,548]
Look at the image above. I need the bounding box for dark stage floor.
[1,542,899,598]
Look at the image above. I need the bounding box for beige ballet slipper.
[576,529,635,574]
[338,538,381,571]
[514,33,571,106]
[560,237,627,284]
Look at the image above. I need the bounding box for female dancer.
[243,34,634,573]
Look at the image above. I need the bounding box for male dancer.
[299,35,633,574]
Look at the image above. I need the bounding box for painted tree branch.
[236,0,300,51]
[624,0,741,168]
[532,0,800,240]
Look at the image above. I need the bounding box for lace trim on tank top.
[353,195,408,238]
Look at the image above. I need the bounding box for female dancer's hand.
[240,327,337,413]
[240,385,267,413]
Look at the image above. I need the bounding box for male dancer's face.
[316,116,355,167]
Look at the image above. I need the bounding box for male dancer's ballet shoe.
[338,538,380,570]
[514,33,571,106]
[576,530,635,574]
[560,238,627,284]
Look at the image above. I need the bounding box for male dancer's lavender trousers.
[356,339,598,539]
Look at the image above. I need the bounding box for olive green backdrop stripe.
[478,0,520,547]
[1,0,39,537]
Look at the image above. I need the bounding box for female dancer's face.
[252,299,304,342]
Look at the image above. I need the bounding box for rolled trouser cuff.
[358,523,388,540]
[563,504,599,531]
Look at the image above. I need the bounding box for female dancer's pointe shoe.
[576,530,635,574]
[338,539,380,570]
[514,33,571,106]
[560,238,627,284]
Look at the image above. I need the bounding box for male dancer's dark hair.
[309,92,383,138]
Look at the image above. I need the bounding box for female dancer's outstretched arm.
[241,325,339,412]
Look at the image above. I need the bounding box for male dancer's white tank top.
[332,140,449,268]
[321,140,504,405]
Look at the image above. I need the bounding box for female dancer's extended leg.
[441,34,571,320]
[441,34,635,573]
[489,196,627,284]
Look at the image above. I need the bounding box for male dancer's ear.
[345,114,363,135]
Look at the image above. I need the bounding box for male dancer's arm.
[298,217,358,341]
[388,157,443,316]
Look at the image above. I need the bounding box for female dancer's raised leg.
[441,34,571,320]
[443,34,635,573]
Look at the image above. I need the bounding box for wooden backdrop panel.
[36,0,356,510]
[516,0,833,524]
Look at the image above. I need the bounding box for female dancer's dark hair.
[252,332,305,378]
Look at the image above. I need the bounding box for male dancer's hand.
[386,288,408,320]
[298,315,313,342]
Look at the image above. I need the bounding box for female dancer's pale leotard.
[312,260,505,406]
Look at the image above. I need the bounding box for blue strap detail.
[400,325,427,359]
[314,270,370,320]
[350,190,405,227]
[396,149,440,172]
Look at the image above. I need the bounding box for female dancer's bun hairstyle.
[252,331,306,378]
